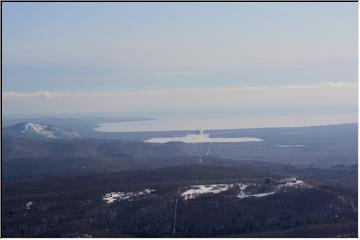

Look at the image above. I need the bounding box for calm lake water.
[94,114,357,133]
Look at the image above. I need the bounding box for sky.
[2,3,358,123]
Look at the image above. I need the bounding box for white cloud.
[2,81,358,117]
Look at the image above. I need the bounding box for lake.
[94,114,357,133]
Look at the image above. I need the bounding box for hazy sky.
[2,3,358,121]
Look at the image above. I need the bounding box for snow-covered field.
[274,177,312,191]
[181,184,234,200]
[145,133,263,143]
[181,178,312,201]
[102,178,312,204]
[236,183,276,199]
[274,144,306,148]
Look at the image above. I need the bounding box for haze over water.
[2,4,357,121]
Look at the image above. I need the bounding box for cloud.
[2,81,358,117]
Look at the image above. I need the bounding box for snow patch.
[236,183,275,199]
[26,201,33,210]
[238,177,312,199]
[21,122,80,139]
[251,192,276,198]
[181,184,234,200]
[103,188,155,204]
[182,177,312,201]
[274,177,312,191]
[22,123,56,138]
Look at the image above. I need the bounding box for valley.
[1,121,358,237]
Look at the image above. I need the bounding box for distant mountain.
[3,122,80,139]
